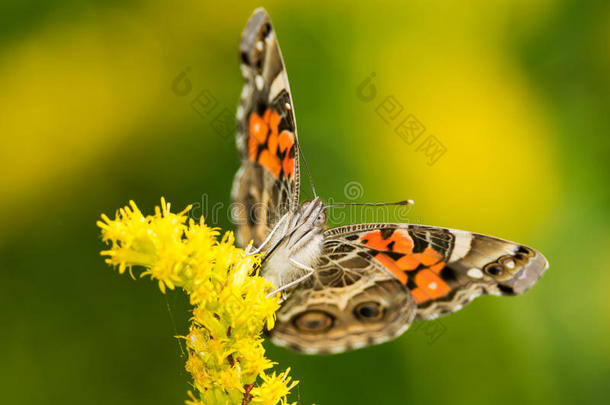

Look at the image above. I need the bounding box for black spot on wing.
[380,228,394,240]
[497,284,516,295]
[440,266,458,282]
[410,231,428,253]
[357,251,372,260]
[385,251,404,261]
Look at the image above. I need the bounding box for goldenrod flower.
[251,369,298,405]
[97,198,298,405]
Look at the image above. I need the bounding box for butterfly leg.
[249,215,288,255]
[265,258,314,299]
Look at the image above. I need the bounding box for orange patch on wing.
[390,231,415,253]
[361,230,419,283]
[249,113,268,144]
[393,238,414,253]
[278,130,295,179]
[361,231,388,250]
[361,230,414,253]
[374,253,408,285]
[247,109,295,180]
[410,288,429,304]
[267,131,278,155]
[266,109,281,133]
[395,254,420,271]
[414,269,450,300]
[414,247,443,266]
[278,130,294,151]
[429,261,445,274]
[360,231,451,304]
[283,156,294,179]
[257,149,281,179]
[248,136,259,161]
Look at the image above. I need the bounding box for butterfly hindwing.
[271,275,417,354]
[232,8,300,247]
[270,225,419,354]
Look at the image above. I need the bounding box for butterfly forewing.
[232,8,300,247]
[322,224,549,320]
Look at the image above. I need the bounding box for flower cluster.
[97,198,297,404]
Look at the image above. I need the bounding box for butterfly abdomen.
[262,231,323,289]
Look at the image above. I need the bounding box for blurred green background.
[1,0,609,404]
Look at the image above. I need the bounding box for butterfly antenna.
[325,200,415,209]
[298,143,317,198]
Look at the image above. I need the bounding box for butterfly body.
[260,198,326,291]
[232,8,548,354]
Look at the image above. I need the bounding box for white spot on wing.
[268,73,286,101]
[373,335,391,345]
[467,268,484,279]
[240,84,250,101]
[396,323,410,336]
[255,75,264,91]
[256,40,264,51]
[328,345,346,354]
[236,105,244,120]
[271,337,286,346]
[505,259,515,269]
[302,346,318,355]
[449,231,473,262]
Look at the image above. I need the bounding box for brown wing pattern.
[323,224,549,320]
[270,223,548,353]
[271,278,416,354]
[270,228,417,354]
[231,8,300,247]
[232,9,549,355]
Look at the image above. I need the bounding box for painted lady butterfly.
[232,8,548,354]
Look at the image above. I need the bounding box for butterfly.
[231,8,548,354]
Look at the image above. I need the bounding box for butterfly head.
[297,197,327,230]
[279,197,327,249]
[259,197,326,293]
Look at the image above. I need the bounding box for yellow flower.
[233,337,275,381]
[251,369,299,405]
[98,198,298,405]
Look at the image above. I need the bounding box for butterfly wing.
[271,223,548,353]
[232,8,300,247]
[271,270,417,354]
